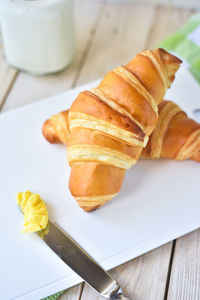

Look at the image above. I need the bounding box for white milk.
[0,0,75,74]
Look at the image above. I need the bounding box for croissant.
[43,49,181,211]
[142,100,200,161]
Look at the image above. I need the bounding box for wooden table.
[1,1,199,299]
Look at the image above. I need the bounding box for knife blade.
[42,220,131,300]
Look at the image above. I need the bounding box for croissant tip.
[42,119,61,144]
[81,205,100,212]
[157,48,182,64]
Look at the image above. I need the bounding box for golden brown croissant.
[43,49,181,211]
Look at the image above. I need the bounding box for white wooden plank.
[1,0,104,112]
[146,5,193,49]
[91,0,200,10]
[81,243,173,300]
[75,3,155,86]
[0,44,18,109]
[167,229,200,300]
[171,0,200,10]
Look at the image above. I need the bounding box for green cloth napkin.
[41,290,65,300]
[159,13,200,83]
[42,13,200,300]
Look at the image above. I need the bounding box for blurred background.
[0,0,199,113]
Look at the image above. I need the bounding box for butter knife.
[42,220,131,300]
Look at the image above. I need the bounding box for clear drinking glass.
[0,0,75,74]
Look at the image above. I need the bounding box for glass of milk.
[0,0,75,74]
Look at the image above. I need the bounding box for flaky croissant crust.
[43,49,181,211]
[43,100,200,162]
